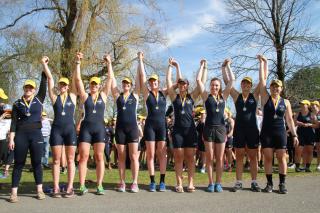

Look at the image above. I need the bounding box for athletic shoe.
[64,189,74,198]
[9,193,18,203]
[295,167,303,172]
[200,168,206,174]
[262,183,273,193]
[305,167,312,173]
[149,182,156,192]
[79,185,88,195]
[96,185,105,195]
[117,183,126,192]
[130,183,139,193]
[317,165,320,171]
[278,183,288,194]
[206,183,215,192]
[214,183,223,192]
[52,190,62,198]
[288,164,296,169]
[250,182,261,192]
[36,191,46,200]
[231,182,242,192]
[158,182,166,192]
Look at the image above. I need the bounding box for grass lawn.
[1,160,319,193]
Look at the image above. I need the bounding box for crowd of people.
[0,52,319,203]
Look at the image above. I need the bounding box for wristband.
[75,61,81,64]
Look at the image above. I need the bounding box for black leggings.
[104,142,111,163]
[12,129,44,188]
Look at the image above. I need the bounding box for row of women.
[7,52,305,203]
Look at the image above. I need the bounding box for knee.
[79,153,89,162]
[94,153,104,162]
[52,158,60,166]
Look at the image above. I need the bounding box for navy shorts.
[115,125,139,145]
[260,128,287,149]
[233,127,259,149]
[298,130,315,146]
[79,121,105,144]
[50,124,77,146]
[203,125,226,143]
[172,126,197,148]
[144,119,166,142]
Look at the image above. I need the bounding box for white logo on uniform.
[97,100,103,104]
[66,102,72,106]
[249,99,254,104]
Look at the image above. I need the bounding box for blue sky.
[143,0,320,88]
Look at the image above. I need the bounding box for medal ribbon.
[213,95,220,111]
[22,95,34,114]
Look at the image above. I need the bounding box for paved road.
[0,176,319,213]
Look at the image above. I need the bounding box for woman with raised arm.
[197,59,234,193]
[259,55,298,194]
[138,52,184,192]
[138,52,168,192]
[226,56,266,192]
[110,55,141,193]
[74,52,112,195]
[166,58,202,193]
[41,56,78,198]
[8,59,48,203]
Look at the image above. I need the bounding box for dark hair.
[210,77,223,96]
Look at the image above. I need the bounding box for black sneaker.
[305,167,312,173]
[295,167,302,172]
[250,182,261,192]
[231,182,242,192]
[262,183,273,193]
[278,183,288,194]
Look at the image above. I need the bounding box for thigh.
[172,128,184,149]
[63,125,77,146]
[203,126,214,142]
[155,123,166,142]
[115,127,126,145]
[29,130,44,163]
[144,121,155,142]
[246,128,260,149]
[50,127,64,146]
[127,126,139,143]
[184,126,197,148]
[79,123,92,144]
[92,125,106,144]
[14,132,29,163]
[78,142,91,157]
[214,142,225,160]
[214,126,226,144]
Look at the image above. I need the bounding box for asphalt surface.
[0,175,319,213]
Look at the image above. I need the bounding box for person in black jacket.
[8,66,48,203]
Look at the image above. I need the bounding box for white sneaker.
[288,164,296,169]
[317,165,320,171]
[200,168,206,174]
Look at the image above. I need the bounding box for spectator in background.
[41,111,51,169]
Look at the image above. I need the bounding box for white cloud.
[164,0,226,48]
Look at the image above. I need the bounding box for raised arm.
[172,59,182,82]
[133,61,141,97]
[111,62,120,100]
[166,58,176,101]
[222,59,234,100]
[221,59,238,102]
[258,55,269,105]
[101,54,113,102]
[36,71,48,104]
[41,56,56,104]
[196,59,207,100]
[74,52,88,103]
[137,52,149,100]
